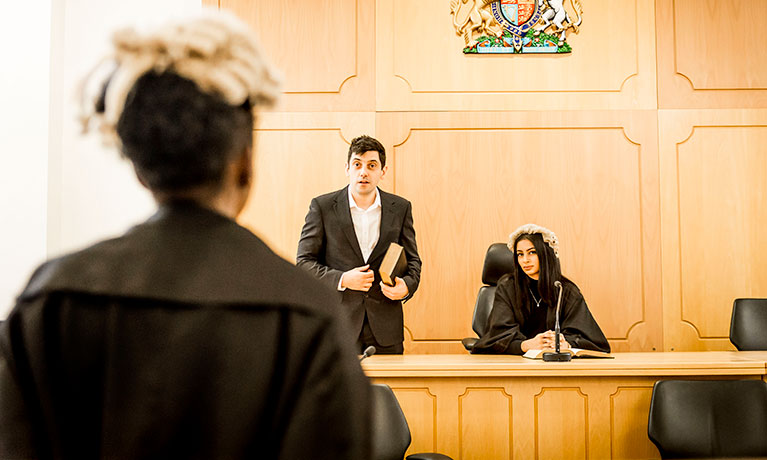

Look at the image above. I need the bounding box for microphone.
[543,280,571,362]
[359,345,376,362]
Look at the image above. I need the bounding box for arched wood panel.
[209,0,375,112]
[659,109,767,350]
[656,0,767,108]
[379,111,662,353]
[239,112,375,261]
[376,0,658,111]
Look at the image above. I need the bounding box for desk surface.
[362,351,767,377]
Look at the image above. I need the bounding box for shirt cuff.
[337,273,346,291]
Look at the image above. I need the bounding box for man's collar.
[348,186,381,211]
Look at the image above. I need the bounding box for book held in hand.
[379,242,406,287]
[523,348,613,359]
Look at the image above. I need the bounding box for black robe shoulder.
[0,202,371,460]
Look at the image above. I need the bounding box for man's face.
[346,150,386,197]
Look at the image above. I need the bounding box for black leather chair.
[371,384,453,460]
[730,298,767,350]
[461,243,516,351]
[648,379,767,459]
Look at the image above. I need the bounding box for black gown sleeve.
[471,277,529,355]
[559,282,611,353]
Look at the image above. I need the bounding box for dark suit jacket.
[0,201,371,460]
[296,187,421,347]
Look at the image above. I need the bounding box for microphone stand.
[543,280,571,362]
[359,345,376,362]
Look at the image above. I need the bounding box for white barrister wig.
[78,8,282,144]
[508,223,560,258]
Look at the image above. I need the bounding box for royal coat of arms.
[450,0,583,54]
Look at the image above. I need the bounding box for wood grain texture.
[377,0,658,111]
[659,109,767,350]
[459,388,512,459]
[656,0,767,108]
[378,111,662,352]
[218,0,375,111]
[238,112,375,262]
[208,1,763,354]
[610,387,658,459]
[367,353,767,459]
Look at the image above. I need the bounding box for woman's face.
[516,238,540,280]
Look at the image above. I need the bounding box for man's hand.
[380,277,409,300]
[341,265,374,291]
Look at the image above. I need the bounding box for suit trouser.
[356,312,403,354]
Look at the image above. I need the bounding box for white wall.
[1,0,202,318]
[0,1,51,317]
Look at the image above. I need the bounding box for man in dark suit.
[297,135,421,354]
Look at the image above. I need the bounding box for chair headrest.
[481,243,517,285]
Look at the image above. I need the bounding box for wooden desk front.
[362,352,767,459]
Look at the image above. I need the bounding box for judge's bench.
[363,351,767,459]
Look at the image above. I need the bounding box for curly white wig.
[508,223,560,258]
[79,9,281,143]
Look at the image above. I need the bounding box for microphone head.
[554,280,562,289]
[363,345,376,357]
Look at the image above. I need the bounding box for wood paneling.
[659,109,767,350]
[377,0,658,111]
[610,387,658,459]
[378,111,662,352]
[459,388,512,459]
[365,353,767,459]
[238,112,375,262]
[209,0,767,353]
[536,388,588,459]
[213,0,375,111]
[391,387,437,457]
[657,0,767,108]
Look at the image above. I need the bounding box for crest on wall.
[450,0,583,54]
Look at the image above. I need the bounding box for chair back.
[472,243,516,336]
[730,298,767,350]
[371,383,411,460]
[648,379,767,458]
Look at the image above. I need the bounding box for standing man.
[297,135,421,354]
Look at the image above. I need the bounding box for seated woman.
[471,224,610,355]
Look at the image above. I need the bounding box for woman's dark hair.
[104,70,253,192]
[509,233,569,313]
[347,135,386,167]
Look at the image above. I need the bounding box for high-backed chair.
[648,379,767,459]
[371,384,453,460]
[730,298,767,350]
[461,243,516,351]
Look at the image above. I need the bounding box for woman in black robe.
[0,12,371,460]
[472,224,610,355]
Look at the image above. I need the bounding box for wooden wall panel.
[238,113,375,261]
[377,0,658,111]
[659,109,767,351]
[657,0,767,108]
[379,111,662,353]
[211,1,765,353]
[213,0,375,111]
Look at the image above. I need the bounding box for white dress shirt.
[338,187,382,290]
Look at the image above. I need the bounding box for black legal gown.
[0,202,371,459]
[472,277,610,355]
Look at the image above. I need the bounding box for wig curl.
[79,9,281,143]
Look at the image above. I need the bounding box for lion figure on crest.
[450,0,502,45]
